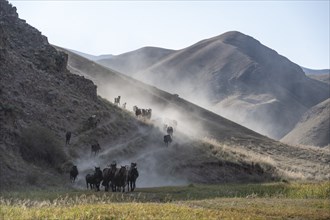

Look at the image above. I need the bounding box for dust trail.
[71,121,190,189]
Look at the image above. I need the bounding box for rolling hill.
[282,99,330,147]
[96,32,329,140]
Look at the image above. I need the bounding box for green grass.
[1,182,329,219]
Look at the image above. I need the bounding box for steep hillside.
[282,99,330,147]
[102,32,329,140]
[97,46,174,75]
[0,0,143,188]
[59,46,330,182]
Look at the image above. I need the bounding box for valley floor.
[1,182,329,219]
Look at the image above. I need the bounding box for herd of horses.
[69,162,139,192]
[113,95,177,146]
[66,95,179,192]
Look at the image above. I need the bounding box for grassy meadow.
[1,182,329,219]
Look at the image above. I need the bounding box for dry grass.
[203,137,330,181]
[1,182,329,219]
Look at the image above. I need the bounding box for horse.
[135,107,142,118]
[65,131,71,145]
[142,108,152,120]
[127,163,139,192]
[164,135,172,147]
[167,126,174,136]
[85,167,103,191]
[102,163,117,192]
[112,166,128,192]
[114,96,121,105]
[91,142,101,156]
[122,102,127,109]
[69,165,78,183]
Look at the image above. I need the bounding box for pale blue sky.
[8,0,330,69]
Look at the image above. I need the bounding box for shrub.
[20,125,67,169]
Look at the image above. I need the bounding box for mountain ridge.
[94,31,329,140]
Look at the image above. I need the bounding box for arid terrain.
[1,1,329,219]
[1,0,329,191]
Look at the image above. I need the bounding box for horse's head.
[131,162,137,168]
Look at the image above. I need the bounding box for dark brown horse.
[65,131,71,145]
[127,163,139,192]
[70,165,78,183]
[114,96,121,105]
[85,167,103,191]
[91,142,101,156]
[167,126,174,136]
[102,163,117,192]
[164,135,172,147]
[112,166,128,192]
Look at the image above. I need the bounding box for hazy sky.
[8,0,330,69]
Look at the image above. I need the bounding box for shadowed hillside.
[98,32,329,140]
[282,99,330,147]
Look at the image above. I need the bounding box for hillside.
[98,32,329,140]
[59,46,330,182]
[302,67,330,84]
[1,0,329,190]
[1,0,295,190]
[282,99,330,147]
[0,0,146,188]
[97,46,174,75]
[307,74,330,84]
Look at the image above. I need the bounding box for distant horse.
[164,135,172,147]
[65,131,71,145]
[69,165,78,183]
[142,108,152,120]
[91,142,101,156]
[102,163,117,192]
[127,163,139,192]
[167,126,174,136]
[112,166,128,192]
[85,167,103,191]
[134,106,142,118]
[114,96,121,106]
[122,102,127,109]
